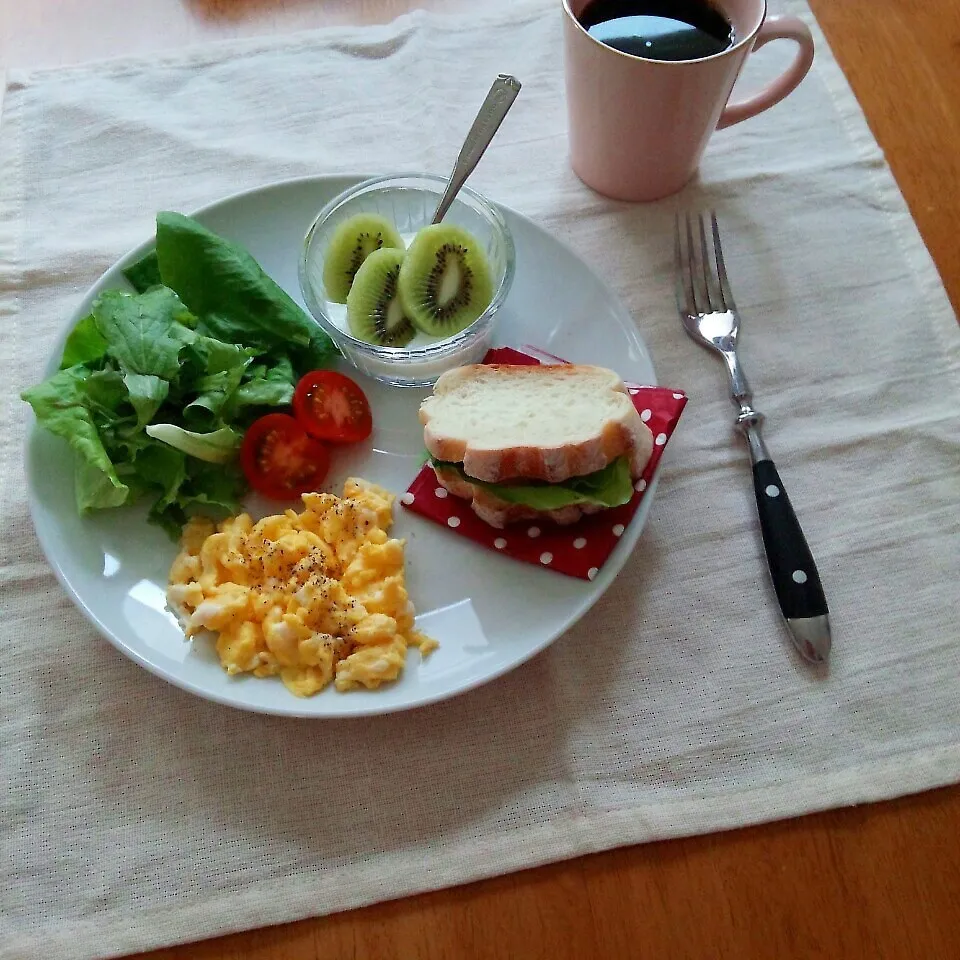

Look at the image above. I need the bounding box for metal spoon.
[430,74,522,224]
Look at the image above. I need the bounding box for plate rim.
[24,172,660,718]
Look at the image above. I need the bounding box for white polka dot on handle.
[587,567,599,581]
[573,537,587,550]
[655,432,667,446]
[792,569,808,584]
[447,516,460,528]
[765,485,781,498]
[635,479,647,492]
[527,526,541,538]
[612,524,625,537]
[400,492,415,505]
[628,387,640,395]
[494,537,507,549]
[640,409,652,422]
[434,487,448,499]
[540,552,553,565]
[673,392,684,400]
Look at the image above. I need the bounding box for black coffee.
[578,0,735,61]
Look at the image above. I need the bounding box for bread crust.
[420,364,653,484]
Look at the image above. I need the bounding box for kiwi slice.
[346,247,417,348]
[397,224,494,337]
[322,213,404,304]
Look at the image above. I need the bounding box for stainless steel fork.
[675,211,831,664]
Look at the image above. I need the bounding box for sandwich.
[419,363,654,528]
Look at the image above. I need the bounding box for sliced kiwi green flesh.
[322,213,404,304]
[346,247,417,348]
[397,224,494,338]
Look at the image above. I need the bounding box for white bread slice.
[420,363,653,484]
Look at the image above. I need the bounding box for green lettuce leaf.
[183,370,247,427]
[102,417,155,462]
[175,335,253,426]
[81,368,128,418]
[22,367,129,512]
[435,455,635,512]
[296,328,338,376]
[133,442,188,510]
[183,334,255,376]
[155,212,332,359]
[74,459,131,512]
[25,214,339,538]
[148,504,190,541]
[228,354,296,414]
[144,423,242,464]
[148,459,245,538]
[123,372,169,428]
[93,287,196,379]
[556,456,635,506]
[60,315,108,369]
[123,250,163,293]
[178,460,245,514]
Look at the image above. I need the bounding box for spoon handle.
[431,74,521,224]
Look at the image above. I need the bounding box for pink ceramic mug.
[562,0,815,201]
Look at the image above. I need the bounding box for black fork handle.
[751,457,831,662]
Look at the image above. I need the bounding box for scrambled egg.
[167,478,436,696]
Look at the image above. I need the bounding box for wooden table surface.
[4,2,959,958]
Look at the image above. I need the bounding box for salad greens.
[433,455,635,513]
[22,212,336,537]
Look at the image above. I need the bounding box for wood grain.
[3,2,959,958]
[140,783,960,960]
[807,0,960,314]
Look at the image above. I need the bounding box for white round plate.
[25,175,657,717]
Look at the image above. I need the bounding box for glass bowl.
[299,174,516,387]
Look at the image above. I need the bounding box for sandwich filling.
[431,455,635,512]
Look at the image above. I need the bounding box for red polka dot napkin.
[401,347,688,579]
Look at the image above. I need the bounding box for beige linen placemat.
[2,2,959,957]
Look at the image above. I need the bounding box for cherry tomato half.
[293,370,373,444]
[240,413,330,500]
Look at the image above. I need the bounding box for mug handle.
[717,15,815,130]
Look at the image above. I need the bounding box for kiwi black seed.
[346,247,417,348]
[322,213,404,304]
[397,224,494,337]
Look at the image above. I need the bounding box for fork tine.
[696,212,718,313]
[685,212,708,314]
[710,211,737,311]
[675,211,698,316]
